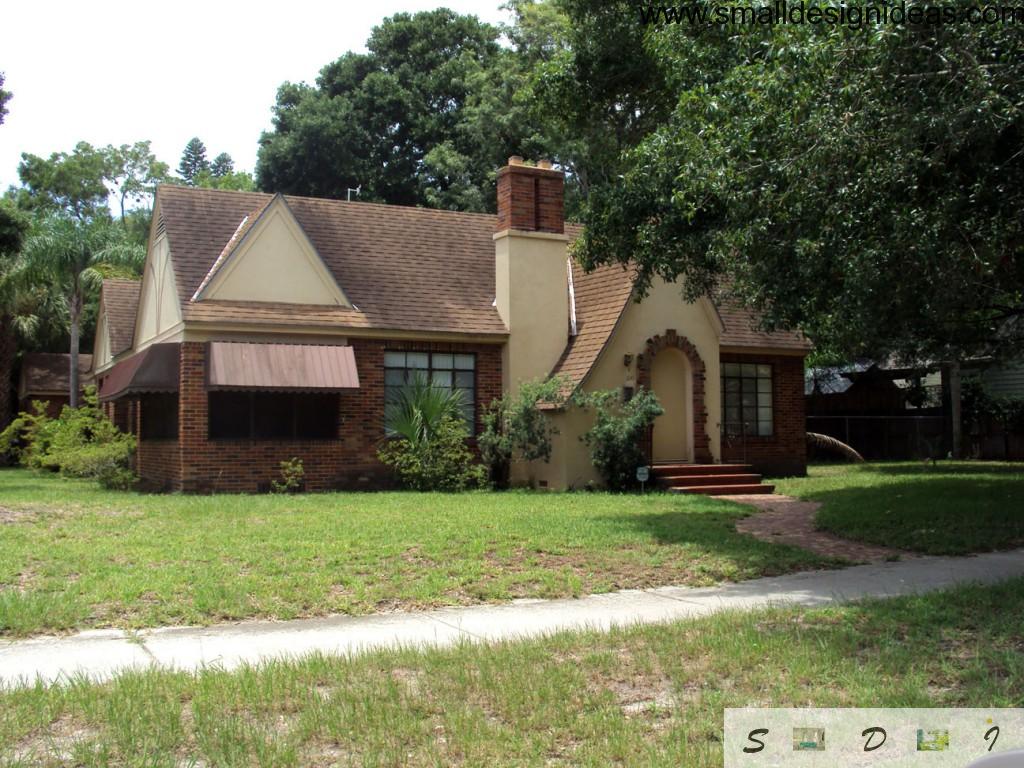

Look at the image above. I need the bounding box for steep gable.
[192,195,350,307]
[135,222,183,347]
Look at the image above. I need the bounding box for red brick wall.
[146,339,503,493]
[720,352,807,476]
[496,163,564,234]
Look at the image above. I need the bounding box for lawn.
[0,469,829,637]
[1,577,1021,766]
[774,461,1024,555]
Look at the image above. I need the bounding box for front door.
[650,348,692,463]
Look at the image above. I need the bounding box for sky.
[0,0,510,195]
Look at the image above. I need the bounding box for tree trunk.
[0,315,16,431]
[69,296,81,409]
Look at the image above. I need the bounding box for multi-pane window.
[384,351,476,430]
[722,363,773,437]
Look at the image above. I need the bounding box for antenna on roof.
[346,185,361,202]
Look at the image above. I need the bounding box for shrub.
[478,376,566,486]
[2,387,137,488]
[271,457,305,494]
[0,401,52,467]
[378,376,486,491]
[574,388,663,491]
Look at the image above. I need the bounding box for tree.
[210,152,234,178]
[0,72,11,126]
[19,218,143,406]
[15,142,114,220]
[178,137,210,185]
[193,168,256,191]
[566,13,1024,366]
[257,9,537,211]
[108,141,170,222]
[0,200,30,429]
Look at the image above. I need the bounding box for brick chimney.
[496,156,564,234]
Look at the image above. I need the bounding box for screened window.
[208,392,338,440]
[722,363,773,437]
[140,393,178,440]
[384,351,476,429]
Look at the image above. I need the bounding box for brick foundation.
[720,352,807,477]
[136,339,502,493]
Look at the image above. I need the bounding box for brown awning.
[207,342,359,391]
[98,343,180,401]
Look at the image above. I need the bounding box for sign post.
[636,465,650,494]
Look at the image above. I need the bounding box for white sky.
[0,0,510,194]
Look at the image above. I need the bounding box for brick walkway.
[728,494,914,562]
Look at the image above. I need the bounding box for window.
[721,363,773,437]
[384,351,475,429]
[140,393,178,440]
[208,392,338,440]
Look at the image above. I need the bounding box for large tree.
[210,152,234,178]
[109,141,170,223]
[178,137,210,185]
[19,218,143,406]
[0,200,29,428]
[567,8,1024,365]
[15,142,114,221]
[258,8,545,211]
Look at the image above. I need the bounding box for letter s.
[744,728,769,753]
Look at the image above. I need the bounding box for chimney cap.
[508,155,524,166]
[537,158,553,169]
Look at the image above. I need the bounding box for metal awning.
[207,342,360,391]
[98,343,180,401]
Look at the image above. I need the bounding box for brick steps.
[652,463,774,496]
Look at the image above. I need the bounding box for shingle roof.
[101,279,141,356]
[158,185,508,336]
[18,353,94,399]
[154,185,809,387]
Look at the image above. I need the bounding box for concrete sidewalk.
[3,549,1023,688]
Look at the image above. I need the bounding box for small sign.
[636,466,650,483]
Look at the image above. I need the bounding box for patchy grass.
[1,578,1021,766]
[774,461,1024,555]
[0,469,830,637]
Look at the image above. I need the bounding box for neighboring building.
[17,353,94,417]
[93,159,810,492]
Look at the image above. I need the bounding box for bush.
[1,387,136,488]
[574,388,663,491]
[271,457,305,494]
[378,376,486,491]
[478,376,566,486]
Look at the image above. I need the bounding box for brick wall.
[146,339,503,493]
[720,352,807,476]
[495,162,564,234]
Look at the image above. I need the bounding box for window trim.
[721,362,774,439]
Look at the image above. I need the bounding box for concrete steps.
[652,463,775,496]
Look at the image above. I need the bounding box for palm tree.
[20,217,143,407]
[0,202,30,429]
[384,374,467,446]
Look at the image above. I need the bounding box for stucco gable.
[192,194,351,308]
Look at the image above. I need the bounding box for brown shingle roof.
[158,185,507,336]
[101,279,141,356]
[717,300,811,352]
[18,353,94,400]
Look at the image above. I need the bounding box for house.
[17,352,94,417]
[92,158,810,492]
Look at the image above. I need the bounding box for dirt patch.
[0,506,36,524]
[11,716,101,764]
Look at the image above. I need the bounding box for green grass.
[2,578,1021,767]
[774,461,1024,555]
[0,469,830,637]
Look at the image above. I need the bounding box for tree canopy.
[0,72,11,126]
[177,137,210,184]
[566,7,1024,363]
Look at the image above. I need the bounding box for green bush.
[271,457,305,494]
[378,376,486,491]
[1,387,136,488]
[478,376,567,486]
[574,388,663,491]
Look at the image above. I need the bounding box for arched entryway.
[650,347,693,462]
[637,329,713,464]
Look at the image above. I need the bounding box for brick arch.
[636,329,713,463]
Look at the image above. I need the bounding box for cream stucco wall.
[134,234,183,351]
[200,201,350,307]
[529,277,723,489]
[494,230,571,396]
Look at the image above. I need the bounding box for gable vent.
[154,215,166,239]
